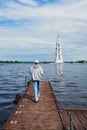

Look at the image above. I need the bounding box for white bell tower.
[55,35,63,64]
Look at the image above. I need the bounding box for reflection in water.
[56,64,63,81]
[56,64,64,87]
[55,64,66,94]
[55,64,67,109]
[54,63,87,110]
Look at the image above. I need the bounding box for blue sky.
[0,0,87,62]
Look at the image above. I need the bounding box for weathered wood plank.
[75,111,87,129]
[59,110,70,130]
[68,111,84,130]
[81,111,87,119]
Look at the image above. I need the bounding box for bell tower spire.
[55,35,63,63]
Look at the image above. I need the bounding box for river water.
[0,63,87,129]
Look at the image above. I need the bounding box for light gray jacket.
[30,64,43,81]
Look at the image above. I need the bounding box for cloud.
[18,0,37,6]
[0,0,87,61]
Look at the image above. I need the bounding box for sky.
[0,0,87,62]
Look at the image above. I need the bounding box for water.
[0,63,87,129]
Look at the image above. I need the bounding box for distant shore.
[67,60,87,63]
[0,60,54,64]
[0,60,87,64]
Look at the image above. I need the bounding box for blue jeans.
[33,81,40,101]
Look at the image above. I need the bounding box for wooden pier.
[2,82,87,130]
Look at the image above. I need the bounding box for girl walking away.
[30,60,44,102]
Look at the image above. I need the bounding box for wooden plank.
[75,111,87,129]
[59,110,70,130]
[68,111,84,130]
[81,111,87,119]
